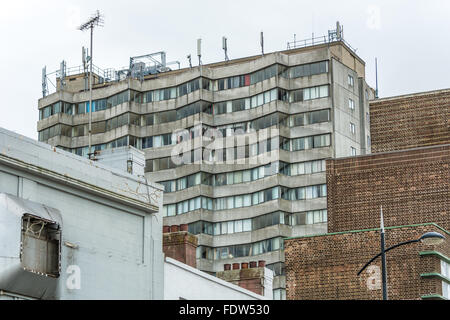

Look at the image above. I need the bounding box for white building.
[164,257,271,300]
[0,127,164,299]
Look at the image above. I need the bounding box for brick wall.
[369,89,450,153]
[326,144,450,233]
[285,224,449,300]
[216,267,266,296]
[163,231,198,268]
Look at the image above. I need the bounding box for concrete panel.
[0,171,18,196]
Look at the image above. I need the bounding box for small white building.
[164,257,272,300]
[0,127,164,299]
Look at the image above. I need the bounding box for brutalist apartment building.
[37,39,374,299]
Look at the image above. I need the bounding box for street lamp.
[357,207,445,300]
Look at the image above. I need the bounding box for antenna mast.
[222,36,229,61]
[42,66,48,98]
[260,31,264,55]
[197,39,202,66]
[79,10,104,159]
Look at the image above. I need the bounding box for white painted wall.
[164,257,272,300]
[0,127,165,300]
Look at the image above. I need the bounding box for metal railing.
[286,35,357,53]
[43,63,127,96]
[56,64,110,79]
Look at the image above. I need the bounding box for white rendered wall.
[0,127,164,299]
[164,257,271,300]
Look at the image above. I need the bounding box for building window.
[266,262,286,276]
[351,147,357,156]
[348,98,355,110]
[273,288,286,300]
[350,122,356,135]
[287,61,328,79]
[290,209,327,225]
[348,74,354,87]
[367,135,371,148]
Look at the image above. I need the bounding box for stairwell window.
[349,98,355,110]
[350,122,356,135]
[348,74,354,87]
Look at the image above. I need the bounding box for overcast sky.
[1,0,449,140]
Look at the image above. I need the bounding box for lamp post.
[357,207,446,300]
[380,206,387,300]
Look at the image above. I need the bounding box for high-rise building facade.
[37,39,374,299]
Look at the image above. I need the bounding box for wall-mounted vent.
[21,214,61,277]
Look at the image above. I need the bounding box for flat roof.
[370,87,450,104]
[140,40,365,81]
[0,127,163,212]
[327,143,450,162]
[284,222,449,241]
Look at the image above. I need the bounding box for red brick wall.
[238,278,264,296]
[163,231,198,268]
[216,268,266,296]
[369,89,450,153]
[326,144,450,233]
[285,224,449,300]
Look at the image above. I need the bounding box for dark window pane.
[310,62,320,75]
[218,79,225,91]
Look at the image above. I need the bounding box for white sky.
[1,0,449,140]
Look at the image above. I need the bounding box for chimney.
[162,225,198,268]
[216,260,273,298]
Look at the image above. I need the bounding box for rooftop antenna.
[375,57,379,98]
[82,46,87,72]
[78,10,104,159]
[197,38,202,66]
[336,21,342,40]
[42,66,48,98]
[60,60,66,87]
[287,33,296,50]
[260,31,264,55]
[187,54,192,68]
[222,36,229,61]
[82,46,89,91]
